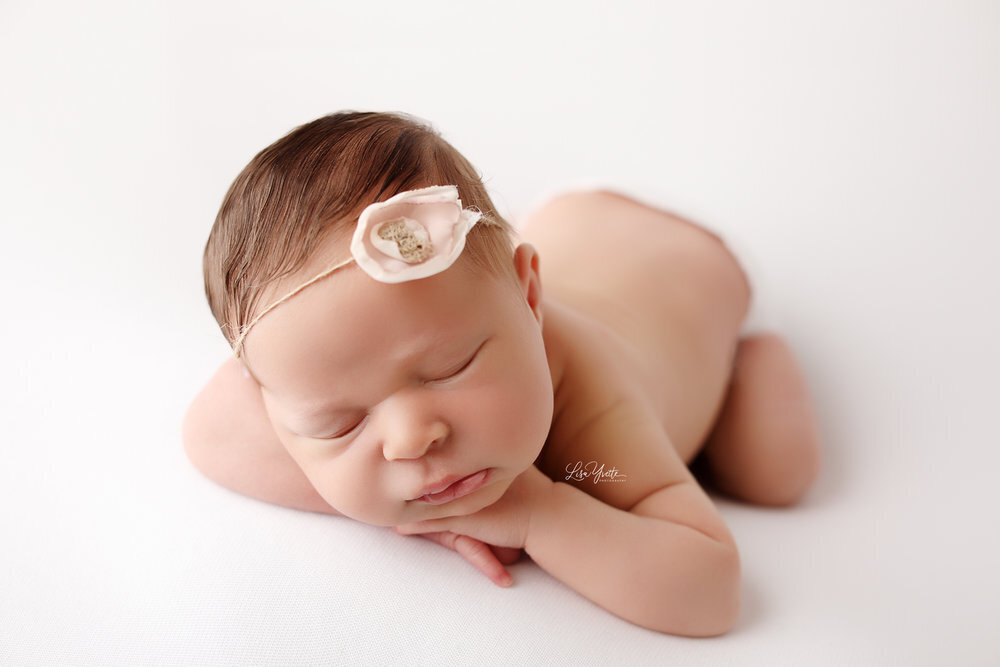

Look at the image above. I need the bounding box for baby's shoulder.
[542,299,639,422]
[540,300,672,507]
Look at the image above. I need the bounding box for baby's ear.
[512,243,543,325]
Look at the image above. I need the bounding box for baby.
[183,111,821,637]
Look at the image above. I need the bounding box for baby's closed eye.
[291,412,368,441]
[425,339,487,385]
[315,414,369,440]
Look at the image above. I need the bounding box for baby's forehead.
[254,228,355,306]
[245,258,508,389]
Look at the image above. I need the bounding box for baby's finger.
[396,530,512,587]
[490,545,523,565]
[394,520,441,535]
[451,534,513,587]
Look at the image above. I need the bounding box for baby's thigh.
[521,190,752,454]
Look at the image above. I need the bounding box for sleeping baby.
[183,111,821,636]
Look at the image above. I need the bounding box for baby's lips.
[414,469,491,506]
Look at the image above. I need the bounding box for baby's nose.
[380,407,449,461]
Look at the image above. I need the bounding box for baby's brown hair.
[203,111,516,348]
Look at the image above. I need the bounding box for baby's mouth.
[412,469,490,505]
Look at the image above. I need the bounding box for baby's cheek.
[301,457,393,525]
[487,377,552,456]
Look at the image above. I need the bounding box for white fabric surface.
[2,1,998,664]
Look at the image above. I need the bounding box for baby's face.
[243,249,553,526]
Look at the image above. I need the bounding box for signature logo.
[564,461,628,484]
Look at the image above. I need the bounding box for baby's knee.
[754,437,821,507]
[743,335,822,505]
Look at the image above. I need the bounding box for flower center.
[375,217,435,263]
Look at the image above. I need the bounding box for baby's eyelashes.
[321,414,369,440]
[297,413,369,441]
[429,355,475,383]
[425,339,487,385]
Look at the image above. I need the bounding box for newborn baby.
[184,111,821,636]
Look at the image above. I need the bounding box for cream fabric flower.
[350,185,482,283]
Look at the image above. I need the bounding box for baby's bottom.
[521,190,819,506]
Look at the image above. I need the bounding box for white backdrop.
[2,1,998,664]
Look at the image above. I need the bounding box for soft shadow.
[730,575,766,636]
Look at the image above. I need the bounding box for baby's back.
[522,191,752,461]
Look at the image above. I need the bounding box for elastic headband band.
[231,185,482,358]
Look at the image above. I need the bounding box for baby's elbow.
[693,542,742,637]
[652,540,742,638]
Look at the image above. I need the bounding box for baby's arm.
[398,407,739,636]
[183,358,337,514]
[530,409,739,637]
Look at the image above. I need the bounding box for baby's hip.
[520,189,750,338]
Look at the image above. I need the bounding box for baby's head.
[202,112,554,525]
[205,111,516,348]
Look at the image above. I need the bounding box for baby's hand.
[395,466,553,563]
[396,530,521,587]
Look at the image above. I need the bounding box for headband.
[231,185,483,357]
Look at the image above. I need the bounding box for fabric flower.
[350,185,482,283]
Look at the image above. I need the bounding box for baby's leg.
[698,333,821,506]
